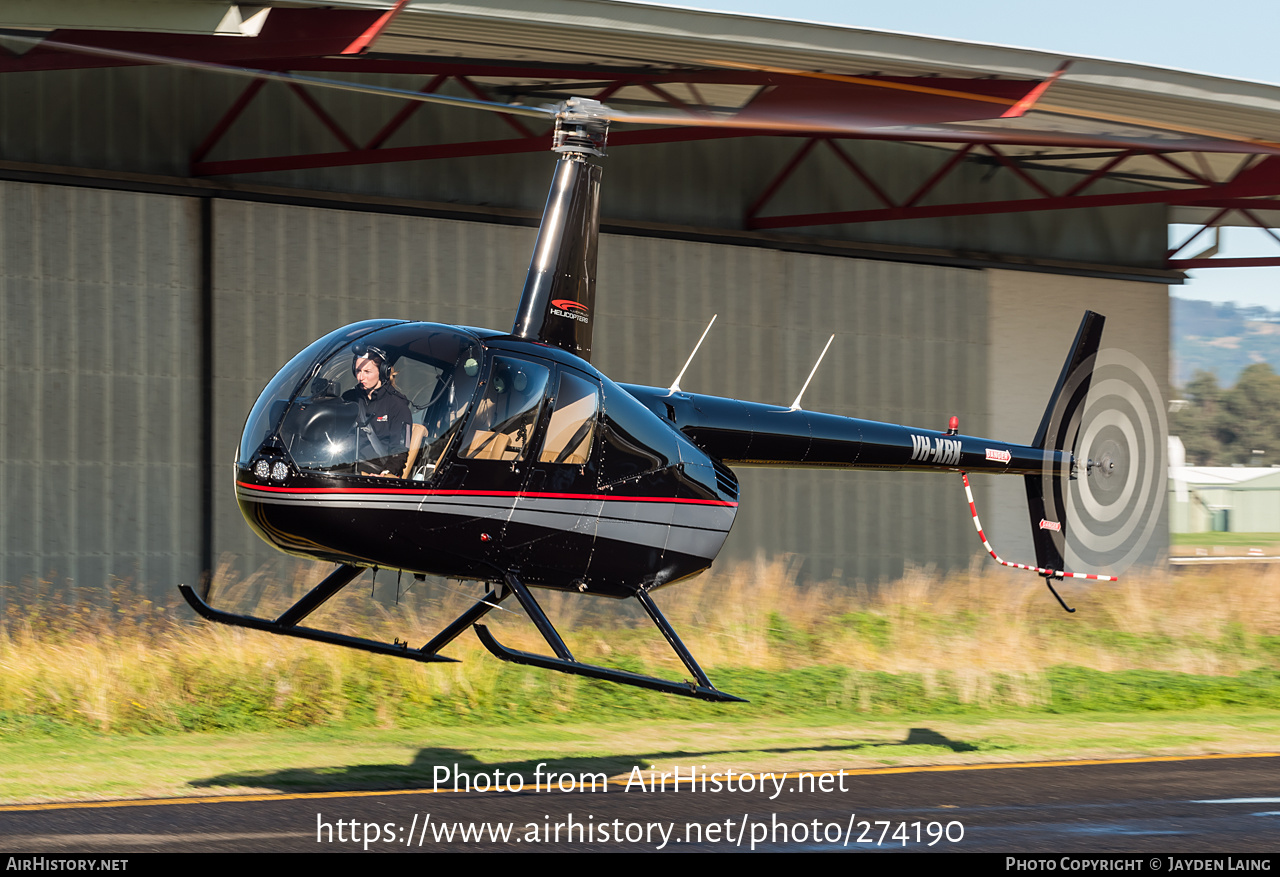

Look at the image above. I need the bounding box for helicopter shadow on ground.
[188,728,978,794]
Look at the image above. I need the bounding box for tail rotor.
[1057,349,1167,574]
[1025,312,1167,579]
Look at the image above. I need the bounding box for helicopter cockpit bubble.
[238,319,402,467]
[240,322,484,481]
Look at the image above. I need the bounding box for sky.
[635,0,1280,309]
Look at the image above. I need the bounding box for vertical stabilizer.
[1024,310,1105,576]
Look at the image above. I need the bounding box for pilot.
[343,344,412,477]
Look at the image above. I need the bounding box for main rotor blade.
[690,58,1280,154]
[9,33,1277,152]
[0,33,556,120]
[607,104,1279,153]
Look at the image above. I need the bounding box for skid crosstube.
[178,564,459,664]
[474,573,746,703]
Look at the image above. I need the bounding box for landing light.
[254,460,271,480]
[271,462,289,481]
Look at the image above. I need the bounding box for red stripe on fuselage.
[235,481,738,507]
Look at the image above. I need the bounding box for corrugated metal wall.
[0,180,202,599]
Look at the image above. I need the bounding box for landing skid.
[179,567,744,702]
[178,564,457,664]
[475,573,746,703]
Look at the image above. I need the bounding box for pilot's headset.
[351,343,390,383]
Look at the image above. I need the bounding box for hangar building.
[3,0,1277,598]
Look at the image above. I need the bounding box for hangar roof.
[364,0,1280,132]
[6,0,1280,267]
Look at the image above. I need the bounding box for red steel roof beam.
[824,140,896,208]
[685,82,710,111]
[591,80,631,104]
[982,144,1056,198]
[902,144,974,209]
[190,78,265,167]
[748,177,1280,230]
[364,74,448,150]
[1150,152,1218,186]
[640,82,696,113]
[744,138,820,221]
[1169,257,1280,268]
[1185,198,1280,210]
[454,75,537,139]
[1236,208,1280,247]
[288,83,360,152]
[1165,208,1232,259]
[1062,150,1137,197]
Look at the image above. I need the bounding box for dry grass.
[1,556,1277,733]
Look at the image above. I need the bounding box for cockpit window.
[459,357,551,462]
[262,323,482,480]
[540,371,599,465]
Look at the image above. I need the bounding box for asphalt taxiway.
[2,754,1278,853]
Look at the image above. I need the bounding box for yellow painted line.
[3,751,1278,813]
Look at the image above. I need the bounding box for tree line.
[1171,363,1280,466]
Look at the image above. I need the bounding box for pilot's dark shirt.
[343,382,412,475]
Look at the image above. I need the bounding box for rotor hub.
[1086,436,1124,481]
[553,98,610,156]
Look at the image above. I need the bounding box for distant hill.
[1172,298,1280,388]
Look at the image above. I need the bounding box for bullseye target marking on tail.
[1041,348,1167,575]
[961,472,1118,581]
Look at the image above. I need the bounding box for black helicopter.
[140,90,1124,703]
[0,33,1144,702]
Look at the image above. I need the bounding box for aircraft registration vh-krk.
[40,42,1176,702]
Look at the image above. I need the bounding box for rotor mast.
[511,99,610,362]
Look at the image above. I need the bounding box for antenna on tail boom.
[667,314,718,395]
[789,334,835,411]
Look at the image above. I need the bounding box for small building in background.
[1170,437,1280,533]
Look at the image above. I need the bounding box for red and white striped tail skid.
[961,472,1118,582]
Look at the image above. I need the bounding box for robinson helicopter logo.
[550,299,590,324]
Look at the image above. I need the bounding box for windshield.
[237,320,401,465]
[243,323,483,481]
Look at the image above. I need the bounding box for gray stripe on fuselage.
[238,488,734,559]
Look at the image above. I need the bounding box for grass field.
[1,557,1278,804]
[1170,532,1280,553]
[3,712,1278,805]
[1171,532,1280,545]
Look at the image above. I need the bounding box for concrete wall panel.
[0,181,202,599]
